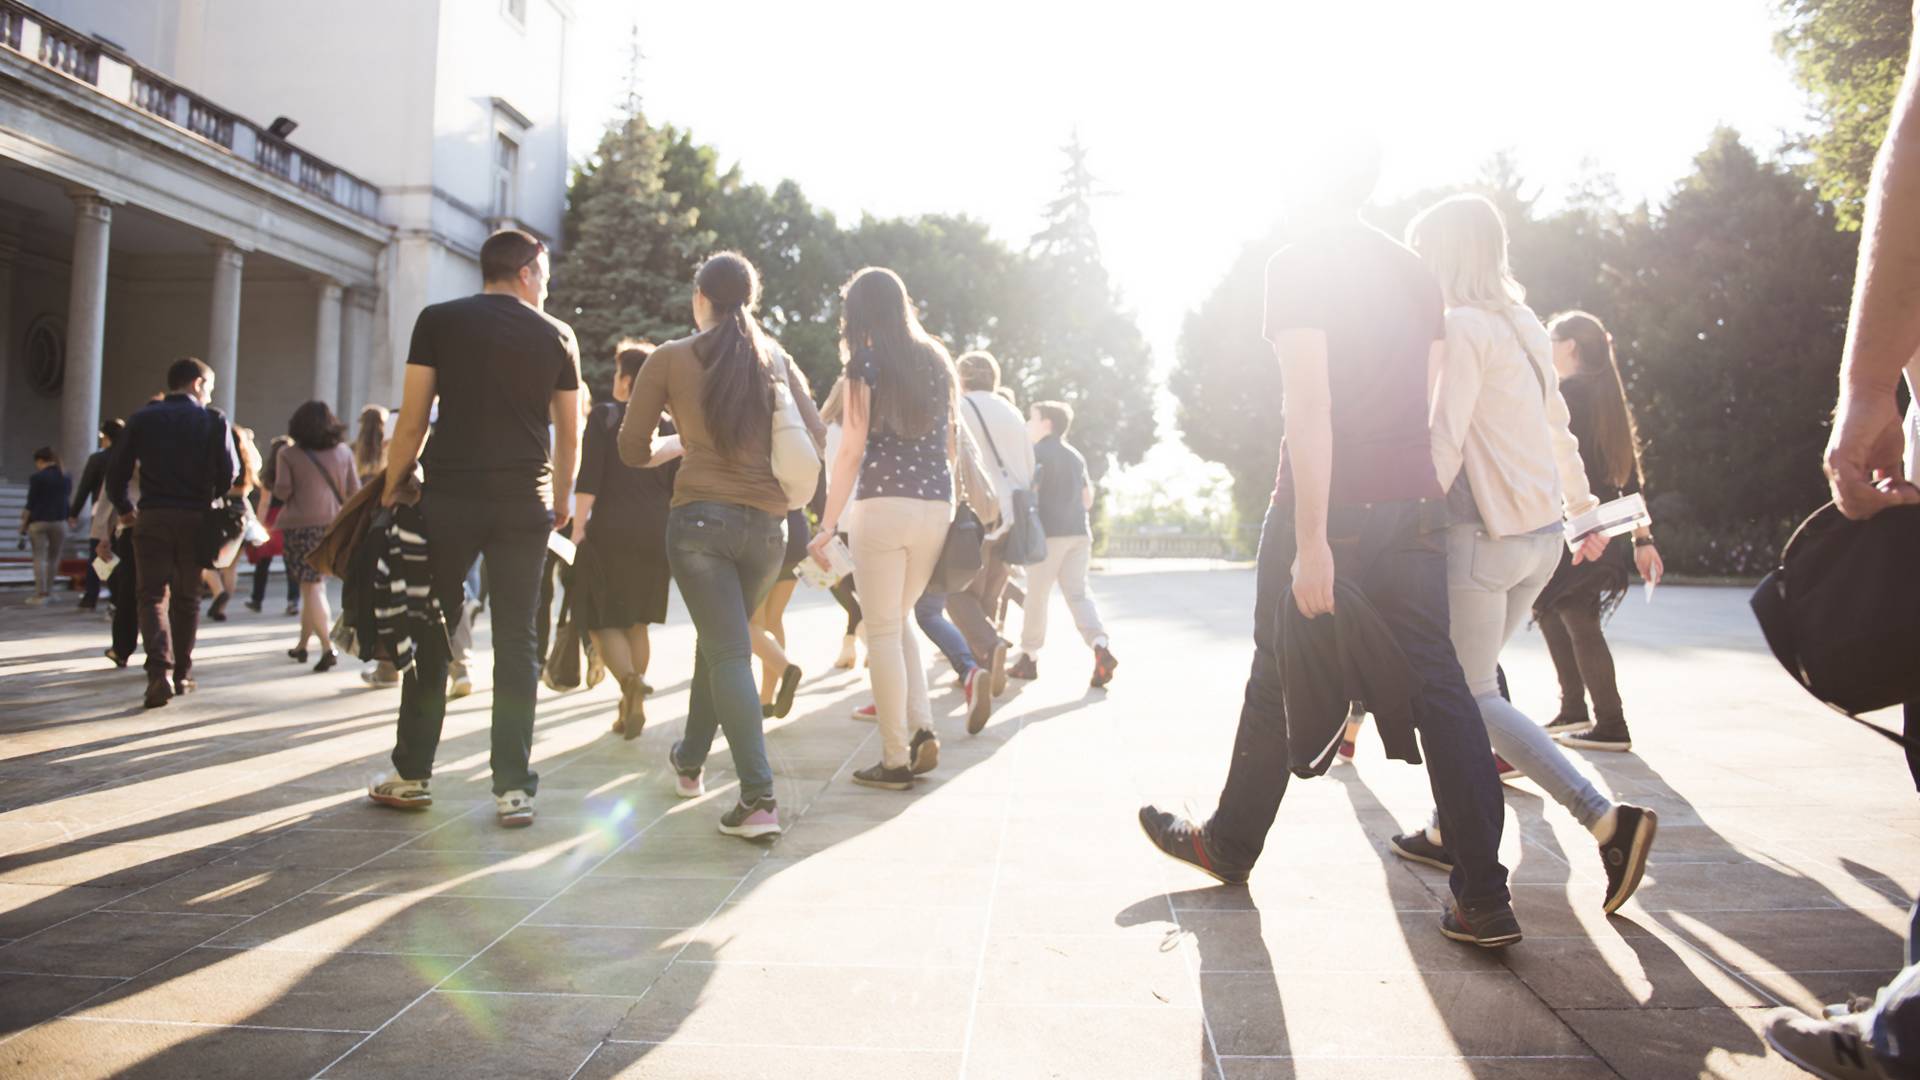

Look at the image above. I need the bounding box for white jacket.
[1430,304,1599,539]
[957,390,1035,533]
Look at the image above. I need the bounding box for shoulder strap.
[964,397,1013,475]
[1492,306,1551,404]
[302,449,346,508]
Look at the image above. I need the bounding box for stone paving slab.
[0,571,1912,1077]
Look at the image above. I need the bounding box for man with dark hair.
[1008,399,1116,688]
[369,228,581,829]
[68,418,127,610]
[948,350,1033,709]
[1137,143,1522,949]
[106,356,238,709]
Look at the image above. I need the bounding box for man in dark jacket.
[106,357,238,709]
[67,419,125,610]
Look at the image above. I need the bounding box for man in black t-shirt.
[1138,147,1520,948]
[368,229,582,829]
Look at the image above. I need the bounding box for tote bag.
[768,345,822,510]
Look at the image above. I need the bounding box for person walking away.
[620,251,824,838]
[203,426,263,622]
[811,266,958,791]
[1761,12,1920,1074]
[22,448,71,606]
[1136,143,1523,948]
[354,405,389,483]
[273,402,358,669]
[369,229,581,829]
[67,422,123,610]
[1382,194,1658,916]
[571,340,678,740]
[105,357,239,708]
[98,457,140,667]
[947,351,1031,702]
[1007,401,1117,688]
[1533,311,1664,752]
[820,378,864,669]
[751,509,808,719]
[247,435,300,615]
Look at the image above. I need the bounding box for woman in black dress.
[571,341,679,739]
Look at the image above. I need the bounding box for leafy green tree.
[1778,0,1914,228]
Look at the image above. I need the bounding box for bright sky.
[564,0,1814,506]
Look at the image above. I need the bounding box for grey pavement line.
[673,957,973,971]
[59,1015,373,1036]
[600,1037,961,1053]
[0,968,125,980]
[436,988,641,1001]
[194,943,475,958]
[88,909,250,919]
[1216,1053,1603,1061]
[1154,856,1226,1080]
[955,705,1025,1080]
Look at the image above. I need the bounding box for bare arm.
[381,365,436,502]
[1277,328,1335,617]
[550,388,580,532]
[810,379,870,563]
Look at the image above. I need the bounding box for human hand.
[1570,531,1609,565]
[1291,538,1336,618]
[379,480,403,508]
[807,529,835,570]
[1825,387,1920,520]
[569,517,587,544]
[551,490,573,534]
[1634,543,1663,585]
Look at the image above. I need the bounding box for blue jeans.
[1208,500,1511,912]
[915,591,976,676]
[1863,900,1920,1067]
[667,501,784,803]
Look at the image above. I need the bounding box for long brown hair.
[838,267,953,440]
[353,405,388,478]
[1548,311,1642,490]
[691,252,775,458]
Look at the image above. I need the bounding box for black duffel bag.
[927,505,985,596]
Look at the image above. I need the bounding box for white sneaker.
[368,773,431,810]
[360,663,401,689]
[448,663,473,699]
[24,595,46,607]
[495,790,534,828]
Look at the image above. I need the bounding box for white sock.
[1093,635,1110,651]
[1424,825,1444,847]
[1589,806,1620,845]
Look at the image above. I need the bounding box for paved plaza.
[0,565,1911,1079]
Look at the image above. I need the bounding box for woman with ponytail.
[618,251,825,840]
[1535,311,1663,753]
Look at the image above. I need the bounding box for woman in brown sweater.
[618,251,824,841]
[273,401,360,672]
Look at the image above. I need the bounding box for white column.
[341,288,375,413]
[207,240,244,417]
[312,277,342,406]
[0,238,16,478]
[60,194,111,477]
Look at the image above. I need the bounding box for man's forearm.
[1843,32,1920,393]
[384,423,427,489]
[1287,410,1332,545]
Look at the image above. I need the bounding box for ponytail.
[692,252,775,458]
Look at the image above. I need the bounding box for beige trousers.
[849,496,954,769]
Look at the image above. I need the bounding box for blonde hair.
[1405,194,1525,310]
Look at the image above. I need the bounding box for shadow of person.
[1116,887,1265,1079]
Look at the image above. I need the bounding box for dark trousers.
[947,534,1011,661]
[132,508,206,680]
[108,529,139,658]
[1537,596,1624,726]
[1207,500,1511,911]
[831,573,862,636]
[392,491,551,796]
[250,554,300,607]
[81,563,102,605]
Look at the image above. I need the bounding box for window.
[502,0,526,27]
[493,132,519,219]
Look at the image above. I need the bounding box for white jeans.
[1018,534,1105,656]
[849,497,953,769]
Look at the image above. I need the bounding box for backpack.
[767,344,821,510]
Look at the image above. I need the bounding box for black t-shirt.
[848,346,951,502]
[411,293,581,501]
[577,401,675,545]
[1265,222,1445,507]
[1032,436,1090,538]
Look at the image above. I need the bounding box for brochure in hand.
[795,535,854,590]
[1562,493,1651,549]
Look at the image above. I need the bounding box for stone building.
[0,0,574,478]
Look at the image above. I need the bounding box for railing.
[1102,533,1239,559]
[0,0,377,221]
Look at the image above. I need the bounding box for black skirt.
[1532,540,1631,623]
[572,529,672,630]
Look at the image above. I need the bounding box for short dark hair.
[1033,400,1074,439]
[166,356,213,391]
[480,229,545,284]
[289,400,346,450]
[616,339,655,382]
[100,418,126,445]
[956,350,1001,393]
[31,445,56,465]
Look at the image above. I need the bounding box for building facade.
[0,0,573,479]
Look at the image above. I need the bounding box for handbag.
[542,590,585,692]
[200,496,250,569]
[767,344,822,510]
[966,398,1048,565]
[927,504,986,595]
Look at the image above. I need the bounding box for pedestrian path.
[0,572,1910,1078]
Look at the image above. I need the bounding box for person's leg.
[392,494,480,783]
[948,537,1009,661]
[27,523,53,598]
[851,500,915,770]
[626,624,651,677]
[590,629,635,682]
[1018,537,1069,657]
[1560,601,1625,728]
[300,580,331,653]
[286,558,300,605]
[914,590,975,676]
[1056,535,1108,647]
[481,500,553,797]
[749,584,792,705]
[897,502,953,738]
[161,514,201,682]
[831,574,863,635]
[714,509,783,801]
[1536,604,1590,725]
[666,504,779,802]
[81,561,101,606]
[110,530,139,658]
[133,518,175,676]
[1199,504,1298,866]
[251,554,271,607]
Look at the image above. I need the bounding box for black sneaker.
[1557,724,1632,752]
[1439,903,1523,948]
[718,796,781,839]
[852,763,914,791]
[1091,643,1119,689]
[1599,804,1659,914]
[1007,654,1038,681]
[1389,830,1454,872]
[1542,713,1591,735]
[1136,805,1249,885]
[909,728,940,775]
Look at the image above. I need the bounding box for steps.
[0,482,95,589]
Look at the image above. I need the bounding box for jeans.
[667,501,783,803]
[1019,534,1105,654]
[1860,899,1920,1068]
[392,491,551,796]
[27,521,65,598]
[915,591,976,676]
[132,508,205,680]
[108,529,138,659]
[947,533,1011,661]
[1208,500,1511,911]
[1538,593,1626,727]
[1437,524,1612,832]
[850,497,953,770]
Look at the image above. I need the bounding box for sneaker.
[1091,643,1119,689]
[104,647,128,669]
[669,740,704,798]
[143,674,173,709]
[909,728,941,775]
[284,601,300,617]
[965,667,993,734]
[368,774,432,810]
[1136,805,1249,885]
[768,663,803,720]
[243,599,262,613]
[448,663,473,700]
[1542,713,1592,735]
[989,639,1010,698]
[852,762,914,790]
[495,790,534,828]
[1557,724,1632,752]
[1389,830,1454,872]
[1824,996,1879,1021]
[1439,903,1523,949]
[850,703,876,721]
[1494,754,1523,783]
[24,595,46,607]
[173,676,196,697]
[718,796,781,839]
[1763,1007,1891,1080]
[360,664,401,689]
[1007,653,1038,681]
[1598,804,1659,914]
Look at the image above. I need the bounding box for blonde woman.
[354,405,389,483]
[1390,194,1658,915]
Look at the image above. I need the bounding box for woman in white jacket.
[1390,194,1658,916]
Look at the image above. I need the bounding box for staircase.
[0,482,93,589]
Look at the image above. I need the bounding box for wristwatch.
[1633,535,1655,548]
